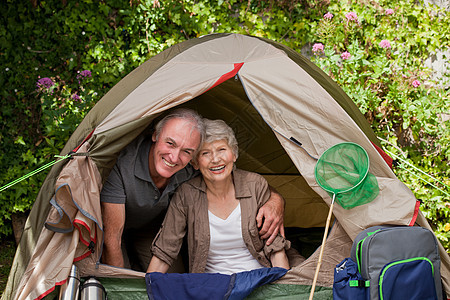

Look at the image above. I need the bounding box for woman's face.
[196,139,236,185]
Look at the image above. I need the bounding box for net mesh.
[314,142,379,209]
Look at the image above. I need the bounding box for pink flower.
[379,39,391,49]
[324,12,333,20]
[312,43,324,54]
[345,12,358,24]
[385,9,394,15]
[412,80,421,88]
[341,51,351,60]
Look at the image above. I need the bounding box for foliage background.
[0,0,449,250]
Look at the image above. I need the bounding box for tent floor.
[46,277,332,299]
[90,278,333,299]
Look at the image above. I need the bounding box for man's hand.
[256,186,285,245]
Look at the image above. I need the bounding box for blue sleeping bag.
[145,267,288,300]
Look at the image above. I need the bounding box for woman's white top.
[205,203,264,274]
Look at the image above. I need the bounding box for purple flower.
[77,70,92,83]
[324,12,333,20]
[345,12,358,24]
[77,70,92,78]
[312,43,324,54]
[36,77,55,89]
[80,70,92,78]
[379,39,391,49]
[385,9,394,15]
[412,80,421,88]
[341,51,351,60]
[71,94,81,102]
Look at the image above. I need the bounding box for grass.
[0,235,16,297]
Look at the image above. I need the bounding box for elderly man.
[100,108,284,271]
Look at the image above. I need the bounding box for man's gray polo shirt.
[100,135,197,230]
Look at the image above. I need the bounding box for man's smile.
[162,157,176,167]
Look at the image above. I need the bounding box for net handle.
[309,193,336,300]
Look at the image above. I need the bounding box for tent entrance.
[177,77,331,258]
[90,74,332,261]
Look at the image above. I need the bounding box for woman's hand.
[147,256,170,273]
[270,250,289,269]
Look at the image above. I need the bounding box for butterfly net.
[314,142,379,209]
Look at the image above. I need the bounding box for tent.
[3,33,450,300]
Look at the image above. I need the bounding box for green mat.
[46,277,332,299]
[98,278,332,300]
[98,277,148,299]
[247,283,332,299]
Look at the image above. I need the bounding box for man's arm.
[256,185,285,245]
[101,202,126,267]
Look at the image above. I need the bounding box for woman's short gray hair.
[202,119,239,159]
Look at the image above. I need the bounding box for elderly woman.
[147,119,290,274]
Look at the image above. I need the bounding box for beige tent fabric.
[94,63,231,134]
[14,226,81,300]
[238,55,418,240]
[76,259,144,279]
[279,221,353,287]
[94,34,286,135]
[13,143,103,300]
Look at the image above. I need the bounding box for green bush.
[0,0,448,250]
[0,0,311,237]
[308,1,450,249]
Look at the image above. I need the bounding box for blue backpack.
[350,225,442,300]
[333,257,369,300]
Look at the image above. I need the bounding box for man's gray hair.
[202,119,239,159]
[154,108,205,146]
